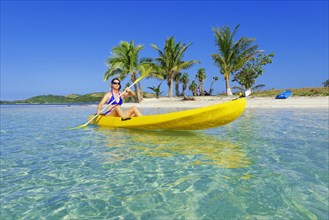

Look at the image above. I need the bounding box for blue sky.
[1,0,328,101]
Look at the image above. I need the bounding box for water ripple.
[1,106,328,219]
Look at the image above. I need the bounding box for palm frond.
[104,66,123,81]
[232,85,244,92]
[253,84,266,91]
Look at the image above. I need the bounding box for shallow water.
[1,105,328,219]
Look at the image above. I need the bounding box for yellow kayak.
[88,98,246,130]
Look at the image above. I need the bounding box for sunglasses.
[112,82,120,85]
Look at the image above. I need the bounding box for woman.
[97,78,142,119]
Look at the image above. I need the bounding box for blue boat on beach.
[275,90,292,99]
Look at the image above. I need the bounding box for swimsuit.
[107,91,123,105]
[104,91,123,115]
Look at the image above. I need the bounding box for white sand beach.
[123,96,329,109]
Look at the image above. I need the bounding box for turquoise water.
[1,105,328,219]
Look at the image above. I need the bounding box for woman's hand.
[124,88,133,94]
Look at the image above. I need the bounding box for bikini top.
[107,91,123,105]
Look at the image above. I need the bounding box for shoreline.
[1,96,328,109]
[123,96,329,109]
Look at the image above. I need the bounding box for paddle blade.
[134,67,152,84]
[68,122,89,130]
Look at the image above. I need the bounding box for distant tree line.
[103,24,275,102]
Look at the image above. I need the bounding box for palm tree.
[323,79,329,87]
[174,72,182,96]
[151,36,199,97]
[209,76,219,95]
[196,68,206,96]
[104,41,149,103]
[232,53,274,92]
[180,73,190,96]
[212,25,260,95]
[189,80,198,96]
[147,83,162,98]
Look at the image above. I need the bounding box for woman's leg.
[106,106,126,117]
[125,106,142,117]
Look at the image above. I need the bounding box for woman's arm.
[122,88,135,98]
[97,92,110,114]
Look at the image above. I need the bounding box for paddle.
[69,67,152,130]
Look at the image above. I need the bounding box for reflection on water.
[1,106,328,219]
[97,128,251,168]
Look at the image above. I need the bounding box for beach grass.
[250,87,329,97]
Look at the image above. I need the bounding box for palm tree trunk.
[200,82,204,96]
[131,74,140,103]
[225,75,233,96]
[138,82,143,102]
[182,84,187,96]
[209,82,214,95]
[175,81,180,96]
[167,78,173,97]
[133,84,140,102]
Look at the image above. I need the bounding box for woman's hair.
[111,78,121,90]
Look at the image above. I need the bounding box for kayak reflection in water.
[99,128,251,169]
[97,78,142,119]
